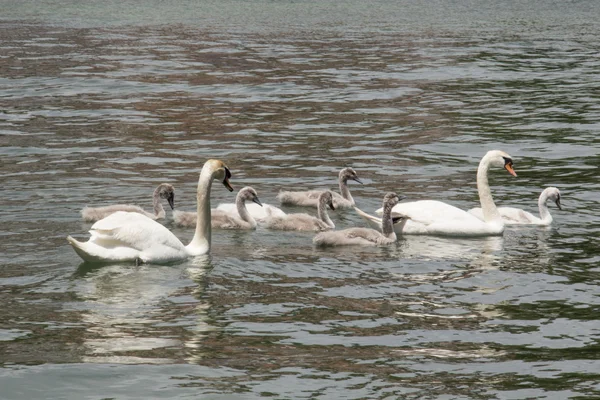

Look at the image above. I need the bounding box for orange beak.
[505,163,517,177]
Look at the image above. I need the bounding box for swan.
[215,195,285,222]
[367,150,517,237]
[314,192,402,247]
[468,187,561,225]
[265,191,336,232]
[277,167,362,208]
[67,159,234,264]
[80,183,175,222]
[173,186,263,230]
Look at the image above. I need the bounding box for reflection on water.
[1,1,600,398]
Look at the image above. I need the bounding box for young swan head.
[544,187,562,210]
[382,192,404,209]
[340,167,362,184]
[319,190,336,210]
[156,183,175,210]
[485,150,517,177]
[205,159,234,192]
[239,186,263,207]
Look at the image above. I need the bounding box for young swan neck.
[338,171,354,204]
[187,165,215,255]
[477,153,501,222]
[317,195,335,228]
[152,186,166,219]
[538,189,553,223]
[236,191,257,228]
[380,199,397,240]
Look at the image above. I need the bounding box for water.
[1,1,599,398]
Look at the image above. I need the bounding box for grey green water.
[1,1,599,399]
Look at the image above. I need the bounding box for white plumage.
[67,159,234,264]
[468,187,561,225]
[367,150,518,237]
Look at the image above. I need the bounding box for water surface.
[1,1,599,399]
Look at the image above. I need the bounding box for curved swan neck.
[339,177,354,203]
[538,191,553,223]
[236,194,257,227]
[152,187,166,218]
[317,198,335,228]
[187,166,214,255]
[380,202,397,240]
[477,154,501,222]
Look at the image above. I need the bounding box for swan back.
[276,167,362,208]
[266,191,335,231]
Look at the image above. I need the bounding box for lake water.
[1,1,599,399]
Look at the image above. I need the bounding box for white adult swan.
[173,186,263,230]
[67,159,234,264]
[277,167,362,208]
[314,192,402,247]
[365,150,517,237]
[265,191,335,232]
[80,183,175,222]
[468,187,561,225]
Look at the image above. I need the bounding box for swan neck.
[477,156,500,222]
[380,203,397,240]
[538,192,552,223]
[237,196,257,227]
[152,188,165,218]
[339,178,354,204]
[188,167,213,255]
[317,200,335,228]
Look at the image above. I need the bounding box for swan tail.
[67,235,140,263]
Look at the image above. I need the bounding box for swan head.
[340,167,362,184]
[319,191,336,211]
[383,192,405,208]
[544,187,562,210]
[485,150,517,177]
[205,159,234,192]
[239,186,263,207]
[156,183,175,210]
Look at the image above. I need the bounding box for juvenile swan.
[369,150,517,237]
[81,183,175,222]
[67,159,234,264]
[173,186,263,230]
[314,192,402,247]
[265,191,335,232]
[215,198,285,222]
[468,187,561,225]
[277,167,362,208]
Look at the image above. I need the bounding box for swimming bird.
[265,191,336,231]
[277,167,362,208]
[80,183,175,222]
[67,159,233,264]
[173,186,263,230]
[468,186,561,225]
[365,150,517,237]
[314,192,402,247]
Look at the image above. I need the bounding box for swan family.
[67,151,563,264]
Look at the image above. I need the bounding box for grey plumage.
[313,192,401,247]
[80,183,175,222]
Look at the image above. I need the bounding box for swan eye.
[224,167,232,180]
